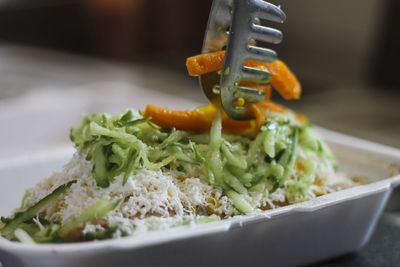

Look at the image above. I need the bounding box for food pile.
[0,52,354,243]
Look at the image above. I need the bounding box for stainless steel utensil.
[200,0,286,120]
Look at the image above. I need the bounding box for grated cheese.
[17,143,354,238]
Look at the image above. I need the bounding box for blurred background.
[0,1,399,266]
[0,0,398,85]
[0,0,399,151]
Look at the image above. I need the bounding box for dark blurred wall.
[0,2,90,53]
[0,0,211,68]
[374,0,400,89]
[268,0,389,90]
[0,0,398,90]
[83,0,211,65]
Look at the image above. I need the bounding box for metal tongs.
[200,0,286,120]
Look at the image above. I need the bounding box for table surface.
[315,212,400,267]
[0,44,399,267]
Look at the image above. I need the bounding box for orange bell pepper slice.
[146,52,304,136]
[186,51,301,100]
[143,104,254,135]
[186,50,226,76]
[257,101,307,123]
[143,102,306,137]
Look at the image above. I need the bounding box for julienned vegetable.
[142,101,306,136]
[186,50,301,100]
[0,54,351,243]
[0,181,121,243]
[69,108,315,202]
[0,105,350,243]
[0,181,76,242]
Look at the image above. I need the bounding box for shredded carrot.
[186,51,301,100]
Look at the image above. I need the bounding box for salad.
[0,52,355,243]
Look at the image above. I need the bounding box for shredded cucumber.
[69,108,338,215]
[14,228,35,244]
[0,181,76,240]
[278,128,299,186]
[195,215,220,224]
[59,198,121,237]
[204,111,224,185]
[226,190,254,214]
[221,143,247,170]
[249,178,268,194]
[263,122,278,158]
[223,170,248,195]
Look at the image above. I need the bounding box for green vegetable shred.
[1,108,339,243]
